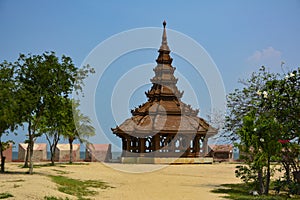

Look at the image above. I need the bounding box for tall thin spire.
[145,21,183,101]
[159,20,170,52]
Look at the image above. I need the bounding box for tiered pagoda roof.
[112,21,215,138]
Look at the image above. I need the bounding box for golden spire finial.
[159,20,170,52]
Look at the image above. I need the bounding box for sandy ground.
[0,162,241,200]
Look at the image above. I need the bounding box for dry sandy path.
[0,162,241,200]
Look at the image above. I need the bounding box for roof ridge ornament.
[159,20,170,52]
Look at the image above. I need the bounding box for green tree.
[40,96,68,165]
[236,111,282,194]
[226,66,282,194]
[33,57,95,166]
[64,100,95,163]
[0,61,20,173]
[15,52,78,174]
[263,68,300,191]
[1,52,94,173]
[227,66,300,195]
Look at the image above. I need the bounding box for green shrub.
[0,193,13,199]
[49,175,112,199]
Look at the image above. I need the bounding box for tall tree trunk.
[258,168,264,195]
[48,138,55,166]
[28,133,34,175]
[50,150,55,165]
[0,139,5,173]
[23,120,32,168]
[51,136,59,166]
[0,154,5,173]
[45,133,60,166]
[23,146,29,168]
[69,138,74,164]
[24,147,29,165]
[48,137,55,166]
[264,157,271,195]
[284,162,291,184]
[282,147,291,184]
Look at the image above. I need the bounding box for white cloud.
[247,47,282,65]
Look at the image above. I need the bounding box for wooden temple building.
[112,21,217,163]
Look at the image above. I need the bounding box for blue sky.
[1,1,300,149]
[1,1,299,88]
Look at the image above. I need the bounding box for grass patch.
[49,175,113,200]
[44,196,70,200]
[52,169,70,175]
[34,163,55,167]
[61,163,89,166]
[0,193,13,199]
[211,183,300,200]
[19,164,44,168]
[19,163,87,169]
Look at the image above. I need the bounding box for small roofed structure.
[54,144,80,162]
[18,143,47,162]
[208,144,233,162]
[0,143,13,162]
[85,144,112,162]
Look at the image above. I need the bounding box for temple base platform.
[121,157,213,164]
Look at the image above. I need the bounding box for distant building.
[54,144,80,162]
[208,144,233,162]
[18,143,47,162]
[85,144,112,162]
[0,143,13,162]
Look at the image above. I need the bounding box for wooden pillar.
[194,135,200,157]
[187,136,192,157]
[123,136,131,157]
[169,136,175,154]
[135,138,138,153]
[121,136,130,157]
[139,138,146,154]
[183,136,190,157]
[121,137,126,157]
[153,134,161,156]
[153,134,160,151]
[122,138,126,151]
[203,137,208,156]
[132,137,139,153]
[166,135,171,153]
[126,137,131,152]
[191,138,195,156]
[128,137,134,154]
